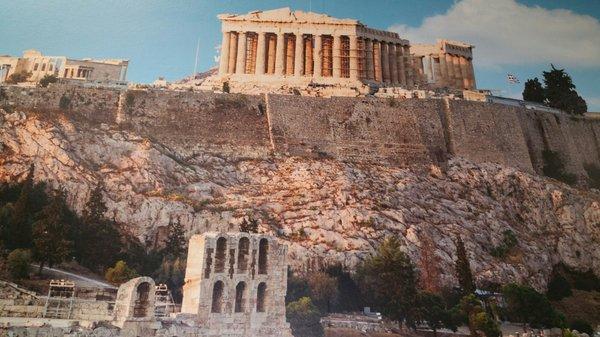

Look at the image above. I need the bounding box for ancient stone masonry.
[411,40,476,90]
[209,7,413,93]
[181,232,293,337]
[3,85,600,179]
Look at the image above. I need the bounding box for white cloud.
[389,0,600,68]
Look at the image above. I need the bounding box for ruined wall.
[2,85,599,179]
[267,95,447,165]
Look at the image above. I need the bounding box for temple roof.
[218,7,360,26]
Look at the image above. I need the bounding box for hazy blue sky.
[1,0,599,110]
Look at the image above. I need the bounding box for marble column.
[445,54,455,86]
[459,57,469,89]
[235,32,247,74]
[332,35,341,78]
[381,42,390,83]
[218,32,231,75]
[397,45,406,86]
[275,33,285,75]
[294,34,304,76]
[228,32,238,74]
[453,55,462,88]
[389,44,398,85]
[304,35,313,75]
[403,46,413,87]
[267,34,276,74]
[365,39,374,80]
[349,36,359,80]
[438,54,448,87]
[255,32,266,75]
[314,35,322,77]
[373,41,382,82]
[467,59,476,89]
[285,35,295,75]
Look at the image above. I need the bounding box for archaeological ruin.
[0,232,292,337]
[201,7,476,95]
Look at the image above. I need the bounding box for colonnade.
[218,31,412,86]
[418,54,476,90]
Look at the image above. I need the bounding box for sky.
[1,0,599,110]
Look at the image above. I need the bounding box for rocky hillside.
[1,108,599,290]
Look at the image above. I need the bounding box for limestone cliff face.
[1,109,599,290]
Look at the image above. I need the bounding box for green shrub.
[490,230,518,258]
[542,150,577,185]
[286,297,324,337]
[547,274,572,301]
[59,95,71,110]
[6,71,31,84]
[125,92,135,107]
[222,81,230,93]
[583,163,600,189]
[39,74,58,88]
[105,260,138,284]
[501,283,565,328]
[7,249,31,279]
[568,320,594,336]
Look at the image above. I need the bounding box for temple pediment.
[218,7,359,25]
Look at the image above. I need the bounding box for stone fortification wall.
[2,85,599,179]
[267,95,448,165]
[446,100,535,173]
[1,85,120,123]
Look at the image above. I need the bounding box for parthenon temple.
[206,8,477,95]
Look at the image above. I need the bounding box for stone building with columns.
[411,39,476,90]
[207,7,413,95]
[203,8,477,96]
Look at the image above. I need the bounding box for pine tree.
[239,216,259,233]
[543,64,587,115]
[6,164,35,249]
[455,235,476,295]
[522,78,545,103]
[357,236,418,328]
[75,183,121,271]
[163,219,186,259]
[32,191,72,272]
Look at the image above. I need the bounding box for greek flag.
[507,73,520,84]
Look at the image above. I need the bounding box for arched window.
[256,282,267,313]
[237,237,250,273]
[211,281,224,313]
[234,281,246,313]
[215,237,227,273]
[133,282,150,317]
[258,238,269,274]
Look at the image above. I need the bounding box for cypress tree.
[6,164,35,249]
[455,235,476,295]
[32,191,72,272]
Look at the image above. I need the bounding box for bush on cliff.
[286,297,324,337]
[7,249,31,280]
[105,260,138,284]
[39,74,57,88]
[501,283,565,328]
[583,163,600,189]
[490,230,518,259]
[6,71,31,84]
[542,150,577,185]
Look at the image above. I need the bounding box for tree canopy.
[522,65,587,115]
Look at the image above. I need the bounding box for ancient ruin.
[0,232,292,337]
[411,39,476,90]
[201,7,475,95]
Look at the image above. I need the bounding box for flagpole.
[193,38,200,76]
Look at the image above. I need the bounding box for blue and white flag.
[507,73,520,84]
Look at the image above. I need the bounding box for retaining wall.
[2,85,599,180]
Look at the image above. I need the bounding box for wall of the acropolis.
[3,85,600,182]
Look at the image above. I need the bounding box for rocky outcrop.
[1,109,599,290]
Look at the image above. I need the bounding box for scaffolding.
[43,279,75,319]
[154,283,176,318]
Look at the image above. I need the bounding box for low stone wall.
[3,85,600,181]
